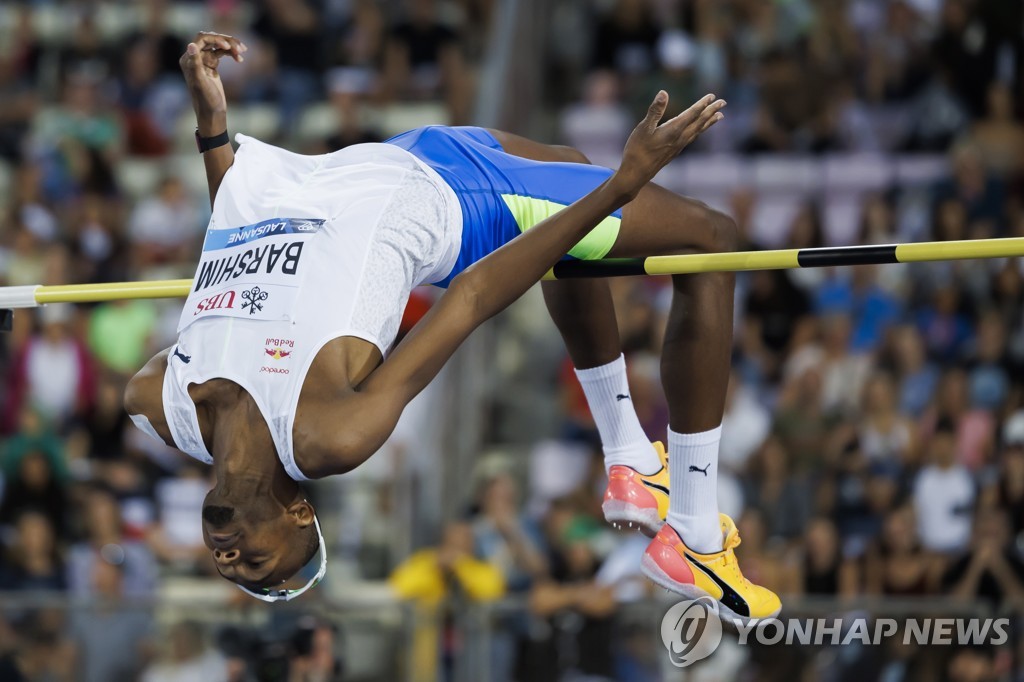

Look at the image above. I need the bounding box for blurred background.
[0,0,1022,680]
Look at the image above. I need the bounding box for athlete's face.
[202,495,317,591]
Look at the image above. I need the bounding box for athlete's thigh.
[488,129,726,259]
[610,182,726,258]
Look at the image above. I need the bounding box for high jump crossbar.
[0,237,1022,312]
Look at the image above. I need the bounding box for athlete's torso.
[160,134,462,479]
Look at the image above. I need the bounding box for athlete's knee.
[707,208,739,254]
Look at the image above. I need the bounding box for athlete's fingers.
[194,31,247,62]
[663,93,716,132]
[642,90,669,130]
[688,99,727,137]
[698,111,725,134]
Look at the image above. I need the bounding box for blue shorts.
[385,126,622,287]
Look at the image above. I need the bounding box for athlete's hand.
[612,91,726,198]
[179,32,247,135]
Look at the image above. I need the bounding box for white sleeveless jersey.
[155,134,462,480]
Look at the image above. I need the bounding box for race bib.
[179,217,325,331]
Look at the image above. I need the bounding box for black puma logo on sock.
[616,394,631,401]
[688,464,710,476]
[173,348,191,364]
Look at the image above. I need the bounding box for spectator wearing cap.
[913,418,976,554]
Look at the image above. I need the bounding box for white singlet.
[144,134,462,480]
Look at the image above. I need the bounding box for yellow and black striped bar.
[1,238,1023,313]
[542,237,1024,280]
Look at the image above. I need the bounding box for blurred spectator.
[67,486,158,598]
[252,0,325,132]
[384,0,470,123]
[0,43,38,163]
[913,419,976,554]
[921,368,995,471]
[0,448,70,538]
[0,611,75,682]
[734,509,795,596]
[33,68,122,200]
[141,621,229,682]
[865,505,941,595]
[798,516,859,598]
[719,370,770,473]
[969,82,1024,179]
[470,471,546,591]
[83,376,131,462]
[6,304,97,430]
[69,558,155,682]
[127,176,204,265]
[858,372,917,470]
[741,269,812,380]
[743,437,811,540]
[943,507,1024,607]
[887,324,940,418]
[815,265,903,353]
[989,416,1024,537]
[560,71,632,169]
[773,355,836,472]
[519,511,616,681]
[321,76,384,151]
[591,0,661,77]
[0,510,66,591]
[390,520,504,680]
[147,463,212,573]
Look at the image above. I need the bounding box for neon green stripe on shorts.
[501,194,621,261]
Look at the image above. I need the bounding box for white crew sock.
[574,354,661,475]
[666,425,724,553]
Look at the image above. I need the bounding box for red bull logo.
[264,337,295,361]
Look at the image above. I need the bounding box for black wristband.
[195,128,230,153]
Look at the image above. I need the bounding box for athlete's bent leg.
[488,132,666,534]
[611,183,781,622]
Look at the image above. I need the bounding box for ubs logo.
[194,290,236,316]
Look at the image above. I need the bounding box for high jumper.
[120,31,778,622]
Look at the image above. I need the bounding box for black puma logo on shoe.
[688,464,710,476]
[616,394,631,401]
[173,348,191,364]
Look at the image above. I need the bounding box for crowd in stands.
[0,0,1022,681]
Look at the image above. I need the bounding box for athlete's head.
[201,488,324,600]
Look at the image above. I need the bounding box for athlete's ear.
[286,499,315,528]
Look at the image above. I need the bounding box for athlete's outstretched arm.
[366,92,725,406]
[179,32,246,206]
